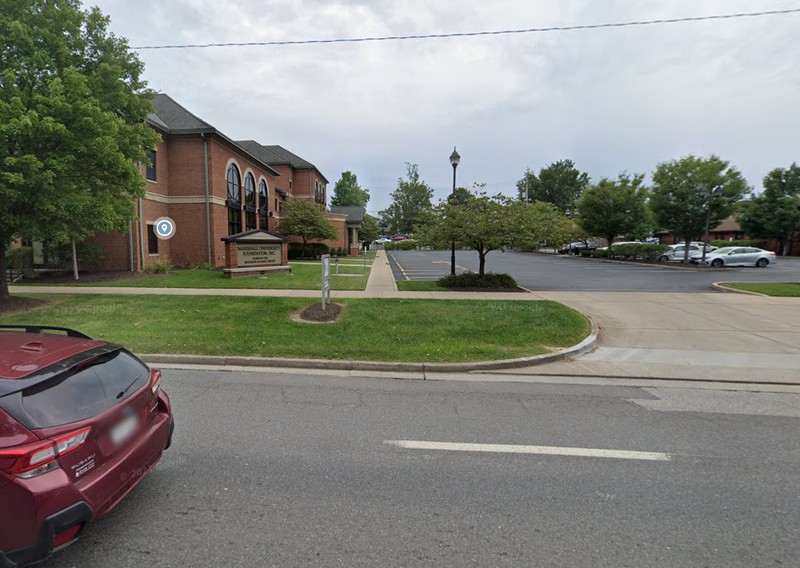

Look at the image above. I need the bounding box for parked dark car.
[0,326,174,567]
[557,241,598,255]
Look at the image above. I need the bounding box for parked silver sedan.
[703,247,777,268]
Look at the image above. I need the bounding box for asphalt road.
[388,250,800,291]
[43,370,800,568]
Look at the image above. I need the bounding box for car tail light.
[0,427,91,479]
[150,369,162,395]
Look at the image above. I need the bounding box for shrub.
[288,242,329,259]
[144,259,171,274]
[437,272,518,289]
[591,249,608,258]
[384,239,417,251]
[579,250,593,257]
[607,243,669,261]
[710,239,769,249]
[6,246,33,271]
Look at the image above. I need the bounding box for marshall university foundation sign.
[221,229,290,278]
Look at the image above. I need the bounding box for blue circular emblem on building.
[154,217,176,240]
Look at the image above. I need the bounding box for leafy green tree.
[330,171,370,207]
[277,200,338,258]
[650,155,749,262]
[0,0,159,294]
[738,164,800,256]
[576,173,649,247]
[516,168,541,203]
[379,163,433,234]
[517,160,589,213]
[417,193,571,275]
[359,214,381,245]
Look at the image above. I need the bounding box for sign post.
[321,254,331,310]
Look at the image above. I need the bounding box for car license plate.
[110,413,139,446]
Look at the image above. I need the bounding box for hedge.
[437,272,518,289]
[288,242,330,259]
[710,239,769,249]
[383,239,417,251]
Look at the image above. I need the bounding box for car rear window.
[17,350,149,428]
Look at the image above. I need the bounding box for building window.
[147,224,158,254]
[146,150,156,181]
[244,173,256,231]
[258,180,268,229]
[227,163,242,235]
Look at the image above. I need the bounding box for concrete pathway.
[10,252,800,385]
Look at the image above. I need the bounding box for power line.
[131,8,800,50]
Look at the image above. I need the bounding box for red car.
[0,326,174,566]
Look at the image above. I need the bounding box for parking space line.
[385,440,671,461]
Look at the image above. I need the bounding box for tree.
[650,155,749,262]
[738,164,800,256]
[517,160,589,213]
[359,214,381,245]
[330,171,370,207]
[417,192,571,275]
[516,168,541,203]
[277,200,338,257]
[576,173,649,247]
[0,0,159,295]
[379,163,433,234]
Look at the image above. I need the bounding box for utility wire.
[132,8,800,50]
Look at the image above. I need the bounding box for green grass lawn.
[57,262,369,290]
[396,280,448,292]
[721,282,800,297]
[0,295,590,362]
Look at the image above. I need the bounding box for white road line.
[385,440,671,461]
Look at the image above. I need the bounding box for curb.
[711,282,769,296]
[142,320,599,373]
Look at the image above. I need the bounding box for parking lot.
[387,250,800,292]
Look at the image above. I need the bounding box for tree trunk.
[683,238,691,263]
[0,240,9,299]
[478,250,486,276]
[71,237,80,281]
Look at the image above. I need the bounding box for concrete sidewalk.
[10,251,800,385]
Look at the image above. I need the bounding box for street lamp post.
[449,147,460,276]
[701,186,721,266]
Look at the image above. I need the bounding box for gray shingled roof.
[235,141,328,184]
[236,140,287,165]
[150,93,214,132]
[330,206,366,225]
[147,94,279,177]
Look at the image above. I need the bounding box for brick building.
[89,94,360,272]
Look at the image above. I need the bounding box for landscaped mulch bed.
[296,302,345,323]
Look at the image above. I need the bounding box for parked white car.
[703,247,777,268]
[659,244,703,263]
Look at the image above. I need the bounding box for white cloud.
[85,0,800,211]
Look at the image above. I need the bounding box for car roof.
[0,331,106,380]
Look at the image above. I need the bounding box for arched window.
[244,173,256,230]
[258,180,268,230]
[226,163,242,235]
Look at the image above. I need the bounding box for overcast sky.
[84,0,800,216]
